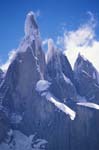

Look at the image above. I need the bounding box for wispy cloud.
[87,11,96,23]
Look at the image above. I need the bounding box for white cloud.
[42,39,49,46]
[58,12,99,71]
[1,50,16,72]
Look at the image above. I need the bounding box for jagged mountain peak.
[17,11,41,55]
[48,39,55,51]
[46,39,59,64]
[45,40,76,101]
[0,11,45,113]
[74,53,99,104]
[46,40,74,81]
[74,53,88,68]
[74,53,99,83]
[1,11,43,74]
[24,11,39,37]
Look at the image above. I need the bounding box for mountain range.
[0,11,99,150]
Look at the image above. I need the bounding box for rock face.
[0,111,9,143]
[0,69,4,84]
[45,39,77,103]
[0,12,99,150]
[74,54,99,104]
[0,12,48,135]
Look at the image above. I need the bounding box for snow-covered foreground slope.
[0,130,48,150]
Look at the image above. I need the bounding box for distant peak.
[24,11,39,37]
[46,39,57,63]
[76,53,88,63]
[74,53,87,71]
[48,39,55,52]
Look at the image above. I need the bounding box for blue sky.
[0,0,99,68]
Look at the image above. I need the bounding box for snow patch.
[82,70,91,78]
[77,102,99,110]
[36,80,51,92]
[62,73,73,85]
[46,92,76,120]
